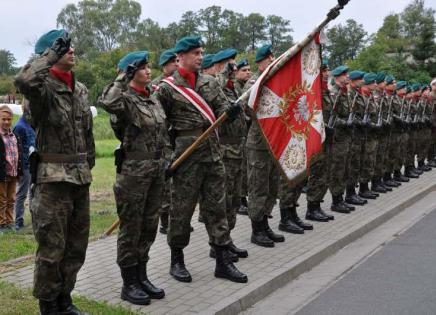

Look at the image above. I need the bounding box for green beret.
[410,83,421,92]
[385,75,395,85]
[159,49,177,67]
[237,59,249,69]
[174,36,204,53]
[349,70,365,81]
[321,58,329,70]
[375,72,386,84]
[396,81,407,90]
[363,72,377,85]
[212,48,237,64]
[118,51,149,73]
[201,54,215,69]
[331,65,349,77]
[255,44,273,63]
[35,29,67,55]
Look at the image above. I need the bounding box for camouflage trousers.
[400,131,410,168]
[360,134,378,183]
[406,129,418,167]
[428,127,436,160]
[247,149,279,222]
[168,160,230,248]
[374,132,389,179]
[241,150,248,197]
[159,181,171,218]
[306,140,330,203]
[346,130,364,186]
[279,176,303,209]
[223,157,243,231]
[417,127,432,162]
[31,182,90,301]
[387,130,401,172]
[114,168,164,267]
[328,131,351,197]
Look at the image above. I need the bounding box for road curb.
[207,180,436,315]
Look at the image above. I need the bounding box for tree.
[245,13,267,51]
[178,11,200,37]
[198,6,224,51]
[0,50,17,75]
[266,15,293,54]
[325,19,367,67]
[219,10,249,52]
[57,0,141,57]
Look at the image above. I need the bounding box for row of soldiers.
[13,28,435,315]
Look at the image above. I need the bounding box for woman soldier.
[99,51,167,305]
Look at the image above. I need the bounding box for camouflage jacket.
[244,72,270,151]
[215,72,247,159]
[156,70,230,163]
[98,74,167,176]
[322,89,333,124]
[348,87,366,123]
[329,84,351,136]
[14,51,95,185]
[234,79,246,97]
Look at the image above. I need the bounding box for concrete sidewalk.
[2,171,436,315]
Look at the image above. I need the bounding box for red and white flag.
[248,33,326,184]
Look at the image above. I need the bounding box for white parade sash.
[162,77,218,128]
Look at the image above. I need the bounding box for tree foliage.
[0,50,17,75]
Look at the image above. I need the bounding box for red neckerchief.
[361,88,371,97]
[178,68,196,90]
[226,79,234,90]
[49,67,73,90]
[385,90,393,97]
[412,96,420,103]
[130,84,150,98]
[340,85,348,94]
[321,80,328,92]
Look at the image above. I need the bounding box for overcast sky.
[1,0,422,66]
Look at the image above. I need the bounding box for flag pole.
[101,0,350,239]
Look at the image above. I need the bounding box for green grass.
[0,280,138,315]
[95,138,120,158]
[93,110,116,141]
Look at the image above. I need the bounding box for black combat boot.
[418,160,432,172]
[39,299,59,315]
[58,294,89,315]
[237,197,249,215]
[137,262,165,299]
[413,165,423,175]
[289,206,313,230]
[251,219,274,247]
[278,207,304,234]
[371,178,388,193]
[210,247,239,262]
[120,266,150,305]
[159,213,168,234]
[169,248,192,282]
[263,216,285,242]
[345,185,367,205]
[394,169,409,182]
[213,245,248,283]
[359,182,377,199]
[331,195,351,213]
[383,172,400,187]
[404,166,419,178]
[378,177,393,191]
[306,201,329,222]
[228,241,248,258]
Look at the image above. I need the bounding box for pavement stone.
[1,170,435,314]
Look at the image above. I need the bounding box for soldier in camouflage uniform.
[152,49,178,235]
[404,83,423,177]
[326,66,354,214]
[234,59,251,215]
[371,73,395,193]
[381,75,405,186]
[306,60,338,221]
[344,70,368,206]
[14,30,94,315]
[211,48,248,258]
[156,36,247,283]
[427,79,436,167]
[416,85,433,171]
[245,44,285,248]
[358,73,380,200]
[99,51,166,305]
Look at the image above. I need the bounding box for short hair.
[0,105,13,116]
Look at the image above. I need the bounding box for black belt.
[39,153,87,164]
[125,151,163,160]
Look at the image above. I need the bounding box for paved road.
[296,203,436,315]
